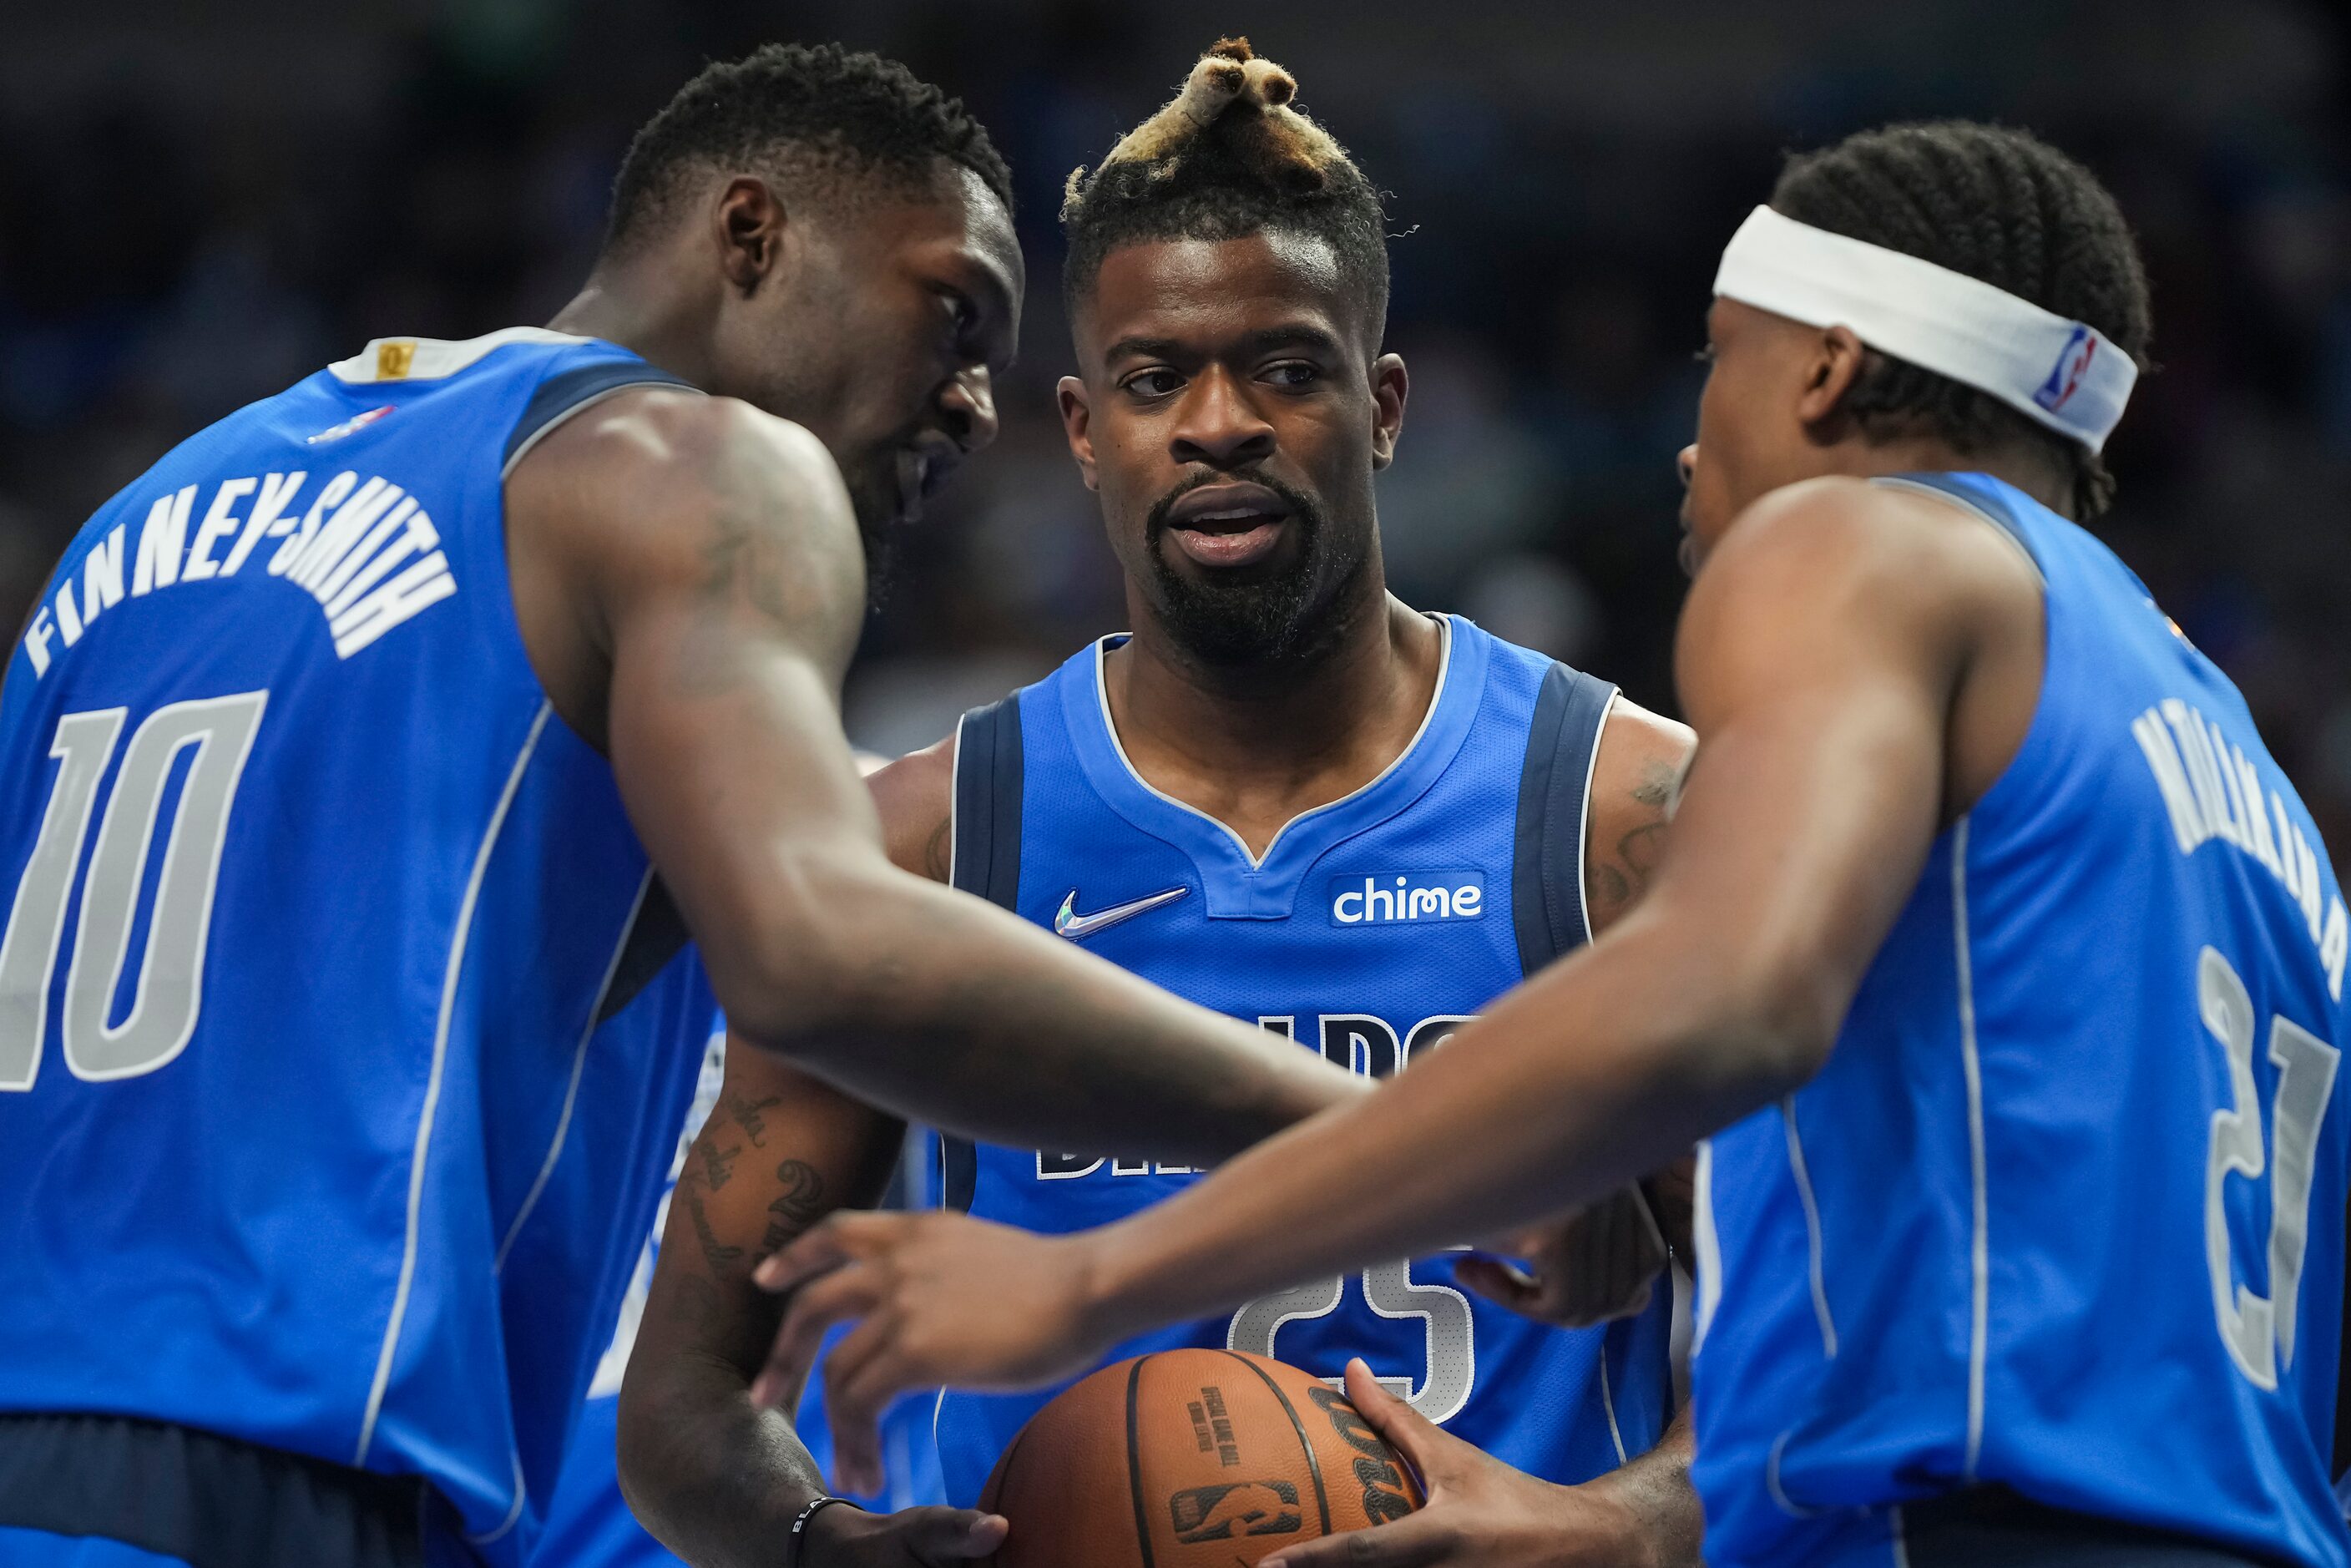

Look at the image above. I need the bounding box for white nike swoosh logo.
[1054,886,1189,940]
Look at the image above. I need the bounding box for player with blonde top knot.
[619,35,1705,1568]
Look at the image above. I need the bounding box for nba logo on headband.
[2035,326,2097,416]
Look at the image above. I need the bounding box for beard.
[1144,471,1369,668]
[842,458,915,610]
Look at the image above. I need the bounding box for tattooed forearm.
[682,1183,744,1273]
[722,1090,782,1147]
[758,1161,830,1257]
[694,1137,741,1191]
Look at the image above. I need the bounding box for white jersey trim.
[1781,1097,1839,1359]
[493,867,655,1273]
[327,326,592,385]
[1089,614,1454,872]
[355,701,554,1465]
[1952,817,1991,1479]
[1597,1354,1629,1466]
[1573,689,1620,948]
[467,1451,530,1548]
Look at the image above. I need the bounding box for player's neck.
[1822,432,2078,519]
[1105,590,1444,858]
[544,271,720,392]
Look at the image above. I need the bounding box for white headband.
[1712,205,2136,453]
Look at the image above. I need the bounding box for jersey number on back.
[0,691,268,1090]
[2199,945,2341,1389]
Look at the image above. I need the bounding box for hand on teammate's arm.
[1257,1363,1699,1568]
[616,1049,1006,1566]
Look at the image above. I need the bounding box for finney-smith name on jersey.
[22,468,457,678]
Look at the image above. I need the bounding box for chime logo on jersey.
[1328,870,1485,926]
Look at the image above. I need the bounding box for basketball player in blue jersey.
[617,40,1703,1568]
[766,121,2351,1567]
[0,42,1380,1568]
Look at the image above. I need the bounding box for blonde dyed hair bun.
[1063,38,1351,220]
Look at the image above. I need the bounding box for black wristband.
[789,1495,864,1568]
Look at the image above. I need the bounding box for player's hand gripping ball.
[980,1350,1421,1567]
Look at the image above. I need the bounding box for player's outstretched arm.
[617,1044,1005,1567]
[757,477,2032,1487]
[505,390,1363,1166]
[1457,701,1698,1329]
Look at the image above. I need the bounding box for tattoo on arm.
[722,1089,782,1147]
[923,813,953,882]
[694,1138,741,1191]
[1591,762,1680,921]
[759,1161,829,1257]
[682,1183,744,1273]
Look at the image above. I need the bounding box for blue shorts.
[0,1528,190,1568]
[0,1414,427,1568]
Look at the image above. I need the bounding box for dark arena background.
[2,0,2347,862]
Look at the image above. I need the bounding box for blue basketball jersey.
[931,615,1676,1506]
[0,330,719,1565]
[1691,473,2351,1567]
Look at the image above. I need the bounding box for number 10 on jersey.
[0,691,268,1090]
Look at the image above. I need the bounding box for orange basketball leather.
[980,1350,1423,1567]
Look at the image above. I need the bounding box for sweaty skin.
[506,159,1370,1567]
[640,227,1706,1568]
[751,294,2063,1561]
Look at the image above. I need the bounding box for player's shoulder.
[868,732,958,882]
[1686,472,2039,666]
[1709,473,2028,598]
[513,387,842,524]
[1596,695,1694,787]
[507,387,863,629]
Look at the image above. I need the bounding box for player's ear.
[1058,376,1100,491]
[1369,352,1408,471]
[714,176,790,296]
[1796,324,1868,431]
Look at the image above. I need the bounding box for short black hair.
[1771,120,2151,518]
[1060,39,1388,342]
[605,43,1012,255]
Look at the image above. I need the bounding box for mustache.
[1145,468,1322,539]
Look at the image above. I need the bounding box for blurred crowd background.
[3,0,2348,862]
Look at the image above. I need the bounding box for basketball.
[978,1351,1423,1566]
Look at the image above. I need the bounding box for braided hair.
[605,43,1011,257]
[1059,38,1389,341]
[1771,121,2151,518]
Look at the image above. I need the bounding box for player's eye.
[1121,368,1184,399]
[1261,361,1321,389]
[1692,344,1717,365]
[941,293,981,347]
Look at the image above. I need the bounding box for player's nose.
[1169,366,1276,470]
[1676,444,1697,489]
[940,366,1001,458]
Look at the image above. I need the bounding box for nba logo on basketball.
[2035,324,2097,412]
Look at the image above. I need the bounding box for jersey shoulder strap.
[940,693,1025,1211]
[501,357,700,477]
[1509,661,1617,973]
[949,693,1024,909]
